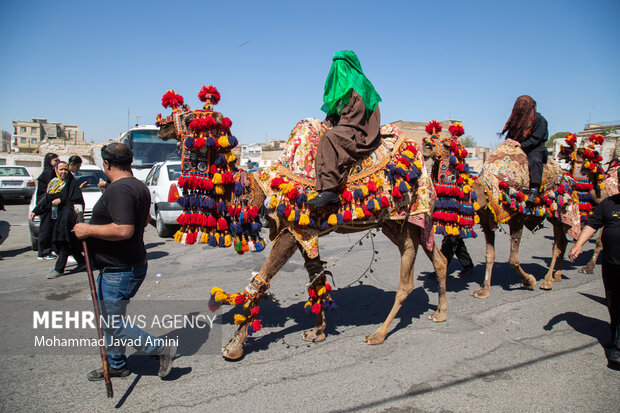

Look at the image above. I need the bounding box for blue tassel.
[204,197,215,210]
[228,135,238,147]
[460,229,467,238]
[464,164,470,173]
[176,196,188,208]
[305,304,313,314]
[251,221,262,233]
[205,136,217,147]
[218,201,226,214]
[184,137,195,150]
[337,213,344,225]
[470,191,477,200]
[276,204,286,216]
[399,181,409,193]
[234,182,244,196]
[449,155,457,164]
[296,193,307,207]
[321,219,329,230]
[294,209,300,222]
[218,234,225,247]
[215,155,227,168]
[208,234,217,247]
[255,240,264,252]
[309,217,317,228]
[353,188,364,201]
[247,325,254,336]
[394,167,407,177]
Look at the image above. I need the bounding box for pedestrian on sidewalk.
[73,143,176,381]
[35,153,59,259]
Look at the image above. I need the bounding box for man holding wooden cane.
[74,143,177,381]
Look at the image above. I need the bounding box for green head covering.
[321,50,382,119]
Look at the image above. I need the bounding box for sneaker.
[157,343,178,378]
[67,256,77,265]
[47,269,64,279]
[38,255,56,260]
[87,365,131,381]
[307,190,340,208]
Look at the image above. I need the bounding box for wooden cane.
[77,204,113,398]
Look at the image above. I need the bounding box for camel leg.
[424,243,448,322]
[300,254,327,343]
[472,210,495,299]
[540,220,568,288]
[507,220,537,290]
[222,230,299,360]
[364,221,419,345]
[579,231,602,274]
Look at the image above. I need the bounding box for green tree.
[547,131,570,147]
[461,135,477,147]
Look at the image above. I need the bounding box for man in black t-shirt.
[74,143,177,380]
[569,175,620,367]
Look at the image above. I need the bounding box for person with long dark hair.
[500,95,549,206]
[30,161,86,278]
[35,153,59,259]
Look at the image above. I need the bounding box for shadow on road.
[544,311,610,347]
[0,245,30,259]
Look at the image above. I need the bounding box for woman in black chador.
[35,152,59,258]
[30,161,85,278]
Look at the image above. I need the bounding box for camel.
[158,115,448,360]
[425,139,580,299]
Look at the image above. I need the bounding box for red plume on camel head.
[425,120,442,135]
[161,90,184,109]
[198,85,221,105]
[220,117,233,130]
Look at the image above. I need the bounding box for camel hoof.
[363,331,385,345]
[222,338,244,360]
[301,330,325,343]
[522,275,536,290]
[429,310,447,323]
[540,280,553,290]
[552,271,562,282]
[471,288,489,299]
[578,266,594,274]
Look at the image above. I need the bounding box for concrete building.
[12,118,86,152]
[240,144,262,168]
[552,121,620,165]
[391,119,462,148]
[1,130,11,152]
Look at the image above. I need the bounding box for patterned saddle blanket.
[254,118,435,258]
[479,142,581,239]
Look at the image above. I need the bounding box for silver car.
[145,161,182,237]
[0,166,36,200]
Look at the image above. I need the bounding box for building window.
[31,127,38,134]
[20,138,27,143]
[20,127,26,133]
[31,138,37,144]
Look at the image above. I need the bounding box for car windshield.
[74,169,108,192]
[131,131,180,168]
[167,164,182,181]
[0,167,29,176]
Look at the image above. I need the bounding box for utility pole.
[127,109,130,130]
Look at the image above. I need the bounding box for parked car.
[28,165,107,251]
[0,166,36,201]
[145,161,182,237]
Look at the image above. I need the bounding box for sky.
[1,0,618,148]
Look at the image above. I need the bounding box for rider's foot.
[526,187,539,207]
[307,190,340,208]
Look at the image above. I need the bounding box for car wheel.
[156,210,172,238]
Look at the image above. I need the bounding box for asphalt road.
[0,200,618,412]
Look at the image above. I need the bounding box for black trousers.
[602,261,620,349]
[54,241,85,273]
[527,150,547,188]
[38,212,53,257]
[441,237,473,269]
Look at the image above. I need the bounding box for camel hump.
[277,118,404,184]
[481,142,562,190]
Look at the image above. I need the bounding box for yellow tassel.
[201,232,208,243]
[279,183,293,194]
[356,207,364,219]
[498,193,503,201]
[402,150,414,159]
[307,192,318,200]
[214,292,228,302]
[211,286,224,296]
[598,174,605,180]
[212,173,222,184]
[288,210,296,222]
[584,161,591,169]
[397,162,406,169]
[174,230,183,242]
[225,234,232,247]
[463,185,470,194]
[270,195,277,209]
[215,184,224,195]
[600,183,605,189]
[414,160,423,170]
[374,175,384,187]
[317,286,326,297]
[214,232,220,243]
[473,202,480,211]
[474,214,480,224]
[226,152,236,163]
[234,314,247,325]
[218,136,230,148]
[327,214,338,226]
[299,213,310,226]
[373,200,380,212]
[361,185,369,196]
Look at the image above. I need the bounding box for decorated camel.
[423,135,581,299]
[556,133,619,274]
[156,86,449,360]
